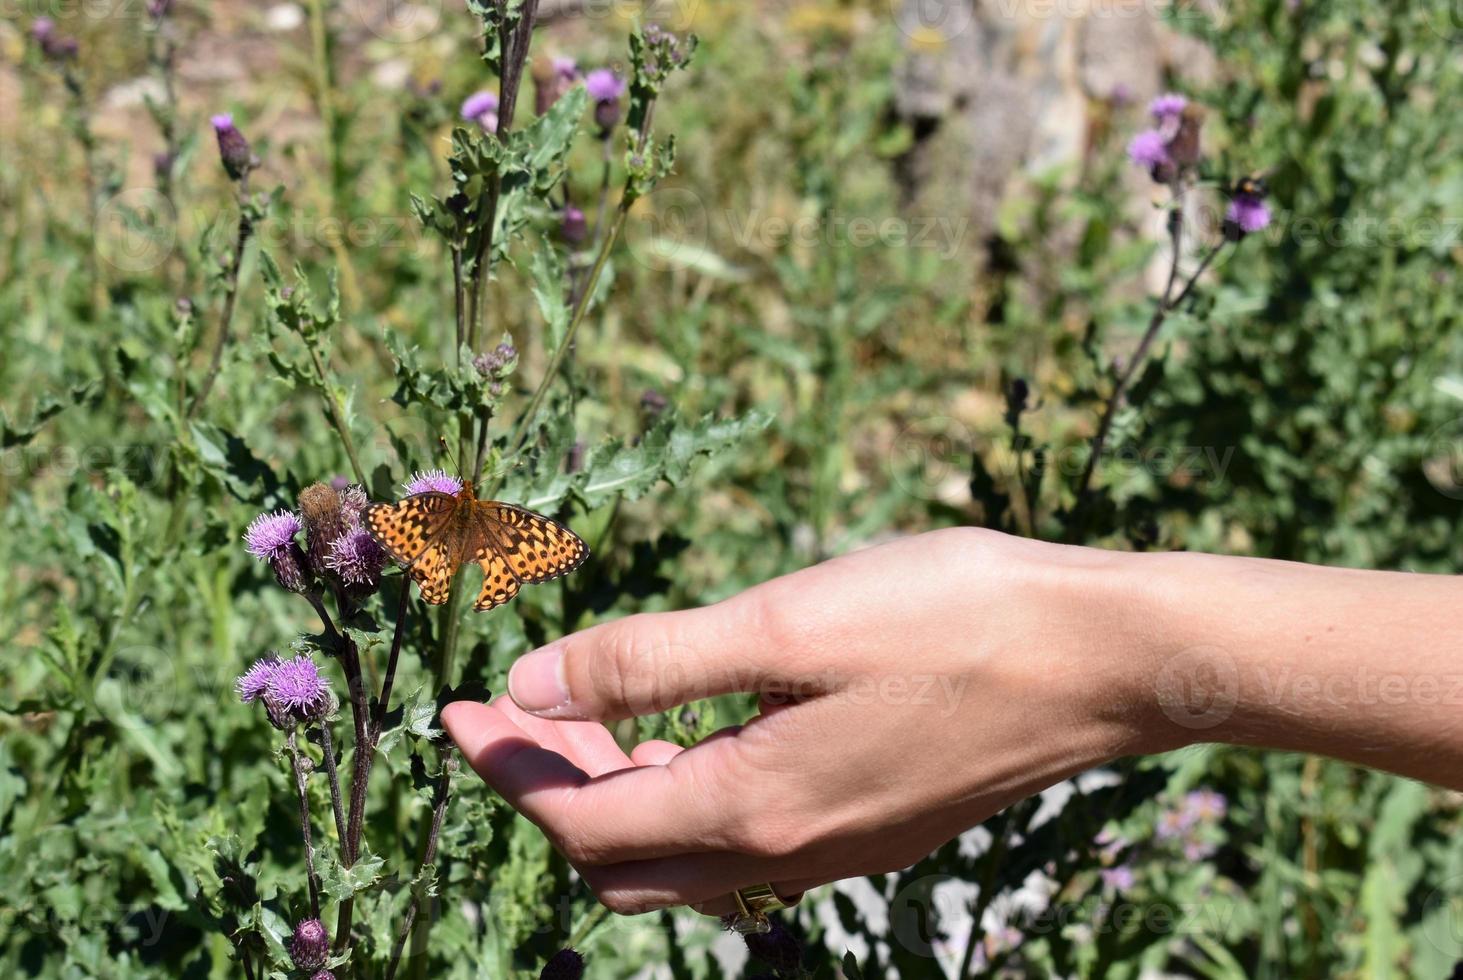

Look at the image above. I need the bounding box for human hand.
[441,527,1165,915]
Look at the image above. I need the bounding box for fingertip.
[631,739,685,766]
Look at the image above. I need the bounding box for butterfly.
[363,481,588,612]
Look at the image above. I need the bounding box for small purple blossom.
[1127,129,1169,170]
[1155,807,1193,841]
[1225,194,1272,236]
[1183,788,1228,824]
[266,656,332,721]
[586,69,625,131]
[289,918,329,971]
[461,90,499,132]
[325,528,387,588]
[245,510,302,560]
[310,973,336,980]
[552,56,579,80]
[1100,865,1135,891]
[473,340,518,380]
[403,469,462,496]
[211,113,254,181]
[235,655,281,703]
[585,69,625,103]
[1149,93,1188,123]
[561,205,588,246]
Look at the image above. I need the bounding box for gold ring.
[728,883,792,934]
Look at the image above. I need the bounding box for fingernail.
[509,644,572,715]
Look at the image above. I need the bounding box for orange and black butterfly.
[363,474,588,612]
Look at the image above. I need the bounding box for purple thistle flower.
[586,69,625,131]
[31,17,55,40]
[473,341,518,381]
[310,973,336,980]
[403,470,462,496]
[1183,788,1228,823]
[266,656,332,723]
[539,948,585,980]
[552,56,579,81]
[1100,865,1135,891]
[1225,194,1272,238]
[236,655,281,703]
[245,510,302,560]
[461,90,499,132]
[325,528,387,589]
[289,918,329,971]
[585,69,626,103]
[338,484,369,526]
[1127,130,1170,170]
[245,509,311,592]
[1149,93,1188,123]
[211,113,254,181]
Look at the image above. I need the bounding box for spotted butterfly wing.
[364,490,588,611]
[363,492,461,604]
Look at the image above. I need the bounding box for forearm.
[1122,549,1463,786]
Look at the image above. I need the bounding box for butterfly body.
[364,484,588,612]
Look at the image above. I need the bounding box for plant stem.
[1069,237,1228,528]
[384,752,457,980]
[286,729,322,918]
[501,205,627,469]
[307,342,369,486]
[373,579,412,738]
[187,175,254,420]
[318,719,347,849]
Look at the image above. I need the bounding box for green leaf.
[318,847,386,903]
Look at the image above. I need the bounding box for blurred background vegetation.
[2,0,1463,976]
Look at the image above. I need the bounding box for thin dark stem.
[499,104,658,471]
[317,719,347,850]
[465,0,541,360]
[333,632,371,953]
[187,175,253,420]
[1069,236,1229,525]
[384,752,457,980]
[240,949,257,980]
[286,730,322,919]
[373,579,412,738]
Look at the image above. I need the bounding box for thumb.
[507,594,804,721]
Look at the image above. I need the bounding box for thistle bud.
[298,483,348,579]
[244,510,313,594]
[289,918,329,972]
[211,113,254,182]
[533,55,580,116]
[561,206,588,246]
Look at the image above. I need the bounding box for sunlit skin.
[443,527,1463,916]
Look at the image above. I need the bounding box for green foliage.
[2,0,1461,978]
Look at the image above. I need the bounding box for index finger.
[442,700,749,864]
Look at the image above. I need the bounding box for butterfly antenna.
[437,436,481,493]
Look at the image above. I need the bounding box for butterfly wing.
[364,492,460,605]
[470,546,523,612]
[478,502,589,585]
